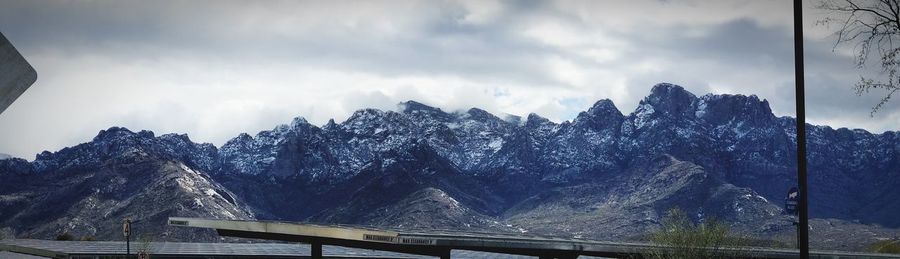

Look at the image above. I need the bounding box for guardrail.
[169,217,900,259]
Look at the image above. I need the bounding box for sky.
[1,0,898,160]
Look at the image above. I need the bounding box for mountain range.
[1,83,898,250]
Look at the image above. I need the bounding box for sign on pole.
[123,219,131,237]
[124,218,132,256]
[785,187,799,215]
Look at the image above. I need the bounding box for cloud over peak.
[0,0,896,159]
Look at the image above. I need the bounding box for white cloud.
[457,0,505,25]
[551,0,793,31]
[0,0,897,159]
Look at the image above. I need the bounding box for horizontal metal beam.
[170,217,399,242]
[170,217,900,259]
[217,229,451,257]
[0,243,68,259]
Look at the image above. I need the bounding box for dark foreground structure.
[0,239,430,259]
[166,217,900,259]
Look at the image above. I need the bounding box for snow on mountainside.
[0,83,898,250]
[30,127,219,175]
[0,134,252,241]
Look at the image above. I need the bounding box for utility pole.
[793,0,810,258]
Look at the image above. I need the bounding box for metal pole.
[796,220,800,249]
[311,242,322,259]
[793,0,810,258]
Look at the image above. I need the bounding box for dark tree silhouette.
[818,0,900,115]
[55,232,74,241]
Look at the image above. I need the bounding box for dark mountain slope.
[308,141,506,224]
[1,82,897,248]
[503,155,786,241]
[0,128,252,241]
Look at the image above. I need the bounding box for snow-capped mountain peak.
[642,83,699,117]
[399,100,444,114]
[3,82,898,245]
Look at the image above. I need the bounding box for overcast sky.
[1,0,898,160]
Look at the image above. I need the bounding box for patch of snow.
[192,198,204,208]
[755,194,769,203]
[179,163,197,174]
[421,168,437,175]
[176,176,197,193]
[633,103,655,129]
[488,138,504,151]
[439,190,462,209]
[732,121,749,138]
[220,210,236,220]
[273,124,291,134]
[675,127,696,138]
[382,158,396,168]
[733,200,744,213]
[261,157,276,164]
[695,99,707,118]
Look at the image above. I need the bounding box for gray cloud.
[0,0,897,159]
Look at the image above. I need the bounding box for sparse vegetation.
[138,235,155,257]
[644,208,749,259]
[55,232,75,241]
[868,239,900,254]
[817,0,900,115]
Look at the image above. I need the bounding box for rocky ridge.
[1,83,898,251]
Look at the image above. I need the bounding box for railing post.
[311,242,322,259]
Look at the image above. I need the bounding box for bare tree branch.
[818,0,900,115]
